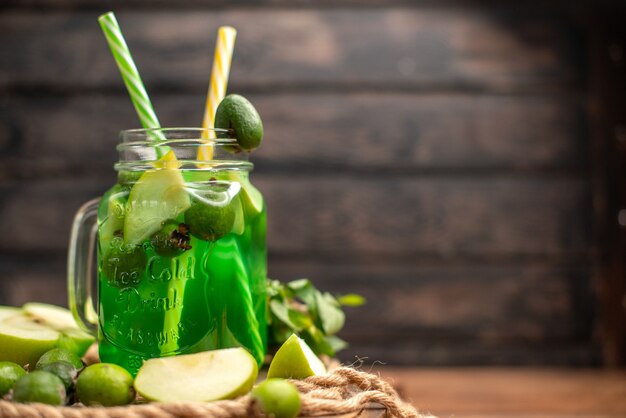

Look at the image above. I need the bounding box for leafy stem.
[266,278,365,357]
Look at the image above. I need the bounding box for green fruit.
[151,220,191,257]
[230,195,245,236]
[0,361,26,396]
[36,348,83,371]
[13,371,66,405]
[99,184,129,250]
[184,198,236,242]
[215,94,263,151]
[76,363,135,406]
[101,237,147,288]
[252,379,301,418]
[124,150,191,245]
[22,303,94,357]
[239,180,264,219]
[117,170,143,186]
[39,361,77,391]
[267,334,326,379]
[226,172,264,220]
[0,307,59,367]
[55,328,95,357]
[0,305,94,368]
[134,348,258,402]
[23,303,80,332]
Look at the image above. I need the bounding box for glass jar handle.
[67,198,100,335]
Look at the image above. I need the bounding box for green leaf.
[287,279,317,308]
[287,278,310,291]
[337,293,366,307]
[302,326,335,357]
[287,306,313,330]
[267,278,353,357]
[266,279,283,298]
[326,335,348,353]
[270,299,301,331]
[271,326,293,347]
[315,292,345,336]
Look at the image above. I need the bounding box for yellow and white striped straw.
[197,26,237,161]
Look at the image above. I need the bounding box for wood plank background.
[381,367,626,417]
[1,0,617,365]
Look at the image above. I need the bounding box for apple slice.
[0,304,95,367]
[230,194,245,236]
[23,303,81,330]
[124,151,191,245]
[23,303,94,356]
[0,306,59,367]
[238,178,264,219]
[267,334,326,379]
[134,348,258,402]
[56,328,95,356]
[98,185,128,249]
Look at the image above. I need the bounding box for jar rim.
[119,127,235,142]
[116,127,252,171]
[121,126,232,134]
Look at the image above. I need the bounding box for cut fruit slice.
[98,185,128,249]
[267,334,326,379]
[124,151,191,245]
[23,303,81,331]
[55,329,95,360]
[230,174,264,219]
[241,182,263,217]
[0,307,59,367]
[230,194,245,236]
[23,303,94,357]
[134,347,258,402]
[0,304,95,367]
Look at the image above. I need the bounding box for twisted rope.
[292,368,425,417]
[0,367,432,418]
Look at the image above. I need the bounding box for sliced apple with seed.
[23,303,81,330]
[267,334,326,379]
[0,304,95,367]
[23,303,94,357]
[0,306,58,367]
[134,347,258,402]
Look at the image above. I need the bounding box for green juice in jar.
[96,167,267,376]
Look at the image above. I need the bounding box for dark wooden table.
[360,367,626,418]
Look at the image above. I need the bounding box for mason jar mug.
[68,128,267,375]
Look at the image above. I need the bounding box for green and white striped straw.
[98,12,168,158]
